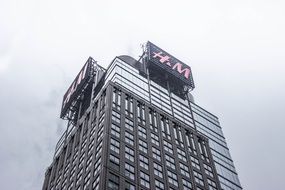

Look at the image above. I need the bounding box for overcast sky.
[0,0,285,189]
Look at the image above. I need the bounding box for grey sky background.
[0,0,284,189]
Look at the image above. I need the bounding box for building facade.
[42,42,242,190]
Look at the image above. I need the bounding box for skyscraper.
[42,42,242,190]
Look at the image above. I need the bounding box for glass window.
[94,157,101,177]
[179,162,190,178]
[97,125,104,142]
[125,95,134,118]
[137,103,146,125]
[207,179,217,190]
[92,175,100,190]
[193,171,204,186]
[111,123,120,138]
[163,140,173,154]
[152,147,161,161]
[140,171,150,188]
[182,178,192,190]
[125,163,135,180]
[151,133,160,146]
[138,125,147,139]
[204,164,214,178]
[177,148,187,162]
[125,118,134,131]
[112,111,121,124]
[112,89,121,110]
[153,162,163,178]
[167,170,178,187]
[139,154,149,170]
[165,154,176,170]
[125,181,135,190]
[110,154,119,171]
[95,140,102,158]
[125,131,134,146]
[110,138,120,154]
[125,146,135,162]
[190,156,200,170]
[155,179,164,190]
[108,173,119,190]
[139,139,148,154]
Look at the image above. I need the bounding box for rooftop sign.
[147,41,195,89]
[60,58,93,118]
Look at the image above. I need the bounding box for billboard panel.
[60,60,93,118]
[147,41,195,89]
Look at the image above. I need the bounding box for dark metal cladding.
[147,41,195,89]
